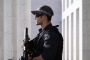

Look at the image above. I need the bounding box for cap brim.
[31,10,42,15]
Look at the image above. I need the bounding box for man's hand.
[33,55,44,60]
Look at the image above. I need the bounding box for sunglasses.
[35,14,43,18]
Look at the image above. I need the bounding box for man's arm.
[33,32,59,60]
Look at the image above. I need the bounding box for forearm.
[33,55,44,60]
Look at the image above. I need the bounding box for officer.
[29,5,63,60]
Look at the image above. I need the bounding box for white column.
[62,19,65,60]
[69,14,71,60]
[79,1,82,60]
[71,12,74,60]
[12,0,17,60]
[65,18,67,60]
[16,0,25,60]
[67,16,69,60]
[73,10,76,60]
[4,0,13,60]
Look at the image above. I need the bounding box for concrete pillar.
[83,0,90,60]
[0,0,4,60]
[12,0,17,60]
[4,0,13,60]
[16,0,25,59]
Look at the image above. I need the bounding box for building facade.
[62,0,90,60]
[0,0,62,60]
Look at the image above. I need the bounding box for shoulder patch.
[43,33,50,40]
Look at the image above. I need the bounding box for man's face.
[35,14,44,25]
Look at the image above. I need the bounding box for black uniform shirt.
[33,23,63,60]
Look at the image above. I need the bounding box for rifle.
[20,27,30,60]
[20,27,39,60]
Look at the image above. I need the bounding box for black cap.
[31,5,54,17]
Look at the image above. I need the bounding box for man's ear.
[42,15,47,20]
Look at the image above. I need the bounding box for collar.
[39,23,52,32]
